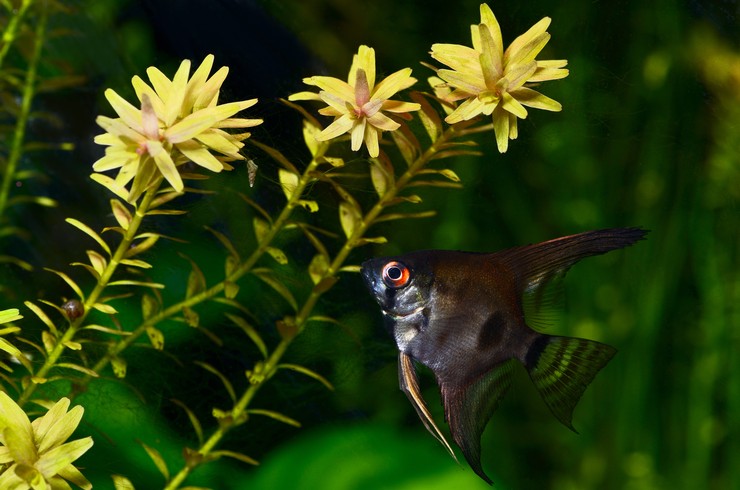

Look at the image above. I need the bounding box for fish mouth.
[385,305,424,320]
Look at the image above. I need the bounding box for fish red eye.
[382,261,410,289]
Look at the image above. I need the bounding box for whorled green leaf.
[253,217,270,243]
[66,218,111,256]
[0,309,22,325]
[320,156,344,167]
[110,199,132,230]
[111,356,127,378]
[297,199,319,212]
[108,280,165,289]
[410,91,443,143]
[111,474,135,490]
[277,363,334,391]
[141,294,159,320]
[42,330,56,355]
[140,441,169,481]
[339,200,362,239]
[146,326,164,350]
[390,123,421,166]
[370,155,395,198]
[302,118,322,157]
[251,269,297,311]
[375,210,436,223]
[211,449,259,466]
[195,361,236,402]
[278,168,300,200]
[56,363,99,378]
[266,247,288,265]
[24,301,58,336]
[119,258,152,269]
[170,398,203,446]
[124,234,159,258]
[206,226,240,260]
[180,254,206,298]
[246,409,301,428]
[86,250,107,276]
[249,138,300,174]
[92,303,118,314]
[44,268,85,302]
[183,307,199,327]
[308,253,329,285]
[82,324,131,336]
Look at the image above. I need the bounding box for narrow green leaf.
[125,235,159,258]
[42,330,56,354]
[63,340,82,350]
[71,262,100,279]
[226,314,267,359]
[278,168,300,200]
[141,294,159,320]
[390,123,421,166]
[205,226,240,260]
[253,217,270,243]
[195,361,236,402]
[410,91,443,143]
[339,200,362,238]
[24,301,58,335]
[211,450,259,466]
[297,199,319,212]
[111,356,127,378]
[82,324,131,336]
[66,218,111,256]
[87,250,107,276]
[111,474,135,490]
[249,139,300,174]
[375,210,436,223]
[370,156,394,198]
[108,280,165,289]
[92,303,118,314]
[180,254,206,298]
[247,409,301,427]
[308,253,329,285]
[140,441,169,480]
[56,363,99,377]
[171,398,203,445]
[302,118,321,157]
[44,268,85,302]
[110,199,132,230]
[119,259,153,269]
[266,247,288,265]
[407,180,464,189]
[0,337,22,358]
[278,363,334,391]
[146,326,164,350]
[251,269,297,311]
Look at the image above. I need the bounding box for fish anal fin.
[440,359,516,485]
[398,352,457,462]
[525,335,616,431]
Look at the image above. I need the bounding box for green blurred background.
[2,0,738,488]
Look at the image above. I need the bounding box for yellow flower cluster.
[93,55,263,202]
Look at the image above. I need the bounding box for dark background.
[1,0,738,488]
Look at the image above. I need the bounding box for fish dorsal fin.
[398,352,457,461]
[439,359,517,485]
[525,335,616,430]
[495,227,648,298]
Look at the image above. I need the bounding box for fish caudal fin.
[525,335,616,431]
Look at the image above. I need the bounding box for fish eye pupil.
[382,261,409,288]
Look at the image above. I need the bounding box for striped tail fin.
[525,335,616,430]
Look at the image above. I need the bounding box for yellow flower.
[93,55,263,202]
[430,3,569,152]
[289,45,420,158]
[0,393,93,489]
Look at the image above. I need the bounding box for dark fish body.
[360,227,648,484]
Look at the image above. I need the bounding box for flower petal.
[530,60,569,82]
[479,24,502,87]
[178,142,226,172]
[35,437,93,480]
[164,100,255,144]
[372,68,416,101]
[381,100,421,113]
[148,140,183,191]
[317,114,353,141]
[511,87,562,111]
[445,96,488,123]
[104,89,143,131]
[437,69,485,95]
[501,91,528,119]
[193,66,229,111]
[182,54,214,113]
[479,3,503,62]
[308,76,355,103]
[349,45,375,91]
[505,17,551,66]
[430,43,482,74]
[367,111,400,132]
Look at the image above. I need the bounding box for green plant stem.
[0,0,34,72]
[164,125,464,489]
[17,178,164,407]
[86,152,325,377]
[0,0,45,221]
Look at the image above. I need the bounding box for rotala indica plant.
[1,3,571,488]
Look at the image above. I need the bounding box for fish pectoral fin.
[398,352,457,462]
[439,359,516,485]
[525,335,617,431]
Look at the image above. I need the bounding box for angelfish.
[360,227,647,484]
